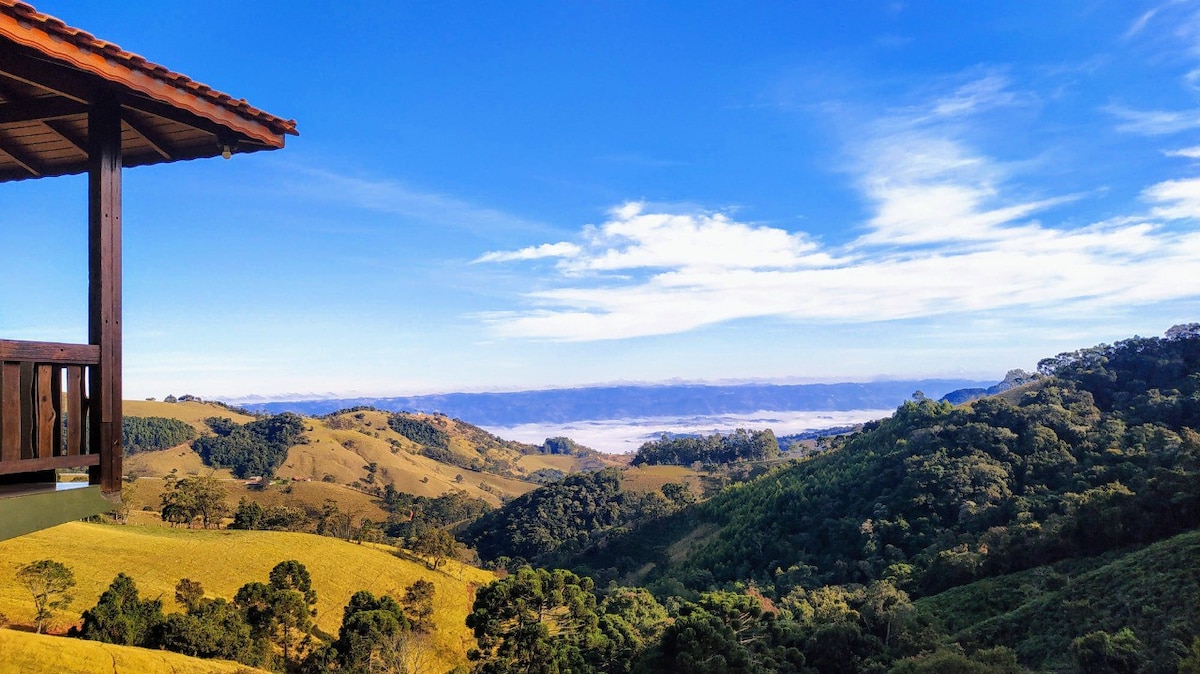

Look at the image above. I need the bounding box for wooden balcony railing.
[0,339,100,476]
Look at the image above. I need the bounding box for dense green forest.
[461,469,695,566]
[452,327,1200,673]
[632,428,781,466]
[191,413,306,479]
[386,414,451,449]
[122,416,197,454]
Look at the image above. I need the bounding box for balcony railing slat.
[66,365,83,456]
[19,362,33,460]
[0,363,17,462]
[35,364,55,458]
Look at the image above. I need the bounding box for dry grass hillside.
[0,522,494,672]
[123,403,617,508]
[0,629,270,674]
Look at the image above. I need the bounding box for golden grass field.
[124,399,257,430]
[0,629,270,674]
[620,463,707,493]
[0,522,494,672]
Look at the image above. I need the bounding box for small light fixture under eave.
[221,144,233,160]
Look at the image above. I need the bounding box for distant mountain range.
[237,379,992,425]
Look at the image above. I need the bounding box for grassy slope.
[124,404,542,506]
[917,529,1200,672]
[122,478,393,526]
[620,463,707,493]
[0,629,270,674]
[124,400,257,430]
[0,522,493,672]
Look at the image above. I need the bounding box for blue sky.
[3,1,1200,400]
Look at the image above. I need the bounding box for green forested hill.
[460,329,1200,673]
[916,529,1200,672]
[598,331,1200,600]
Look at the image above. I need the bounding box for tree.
[175,578,205,612]
[411,527,458,570]
[1180,637,1200,674]
[160,472,229,528]
[330,590,412,672]
[17,559,75,634]
[467,567,601,674]
[402,579,436,633]
[75,573,164,647]
[236,560,318,667]
[1071,629,1147,674]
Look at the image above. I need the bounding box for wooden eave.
[0,1,297,182]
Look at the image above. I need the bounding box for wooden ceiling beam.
[0,47,91,103]
[0,96,86,124]
[0,75,86,160]
[0,128,43,177]
[41,118,88,158]
[121,113,172,161]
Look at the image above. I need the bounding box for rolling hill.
[0,522,493,672]
[123,402,619,509]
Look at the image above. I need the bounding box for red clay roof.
[0,0,297,145]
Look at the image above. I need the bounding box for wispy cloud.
[474,72,1200,342]
[475,242,582,263]
[279,165,554,239]
[1165,145,1200,158]
[853,133,1075,246]
[926,74,1023,119]
[1124,6,1163,40]
[1105,104,1200,136]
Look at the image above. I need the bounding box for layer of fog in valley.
[483,408,895,454]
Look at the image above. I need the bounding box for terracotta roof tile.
[0,0,297,138]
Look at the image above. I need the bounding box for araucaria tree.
[17,559,75,634]
[236,560,318,667]
[75,573,164,646]
[466,567,601,674]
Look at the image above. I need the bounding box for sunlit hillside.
[0,629,271,674]
[122,403,622,508]
[0,522,493,672]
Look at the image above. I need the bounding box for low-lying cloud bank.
[483,408,895,454]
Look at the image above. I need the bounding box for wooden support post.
[87,91,122,493]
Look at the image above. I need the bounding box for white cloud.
[475,242,581,263]
[1145,177,1200,219]
[477,194,1200,342]
[1165,145,1200,158]
[476,134,1200,342]
[853,133,1073,246]
[478,202,835,274]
